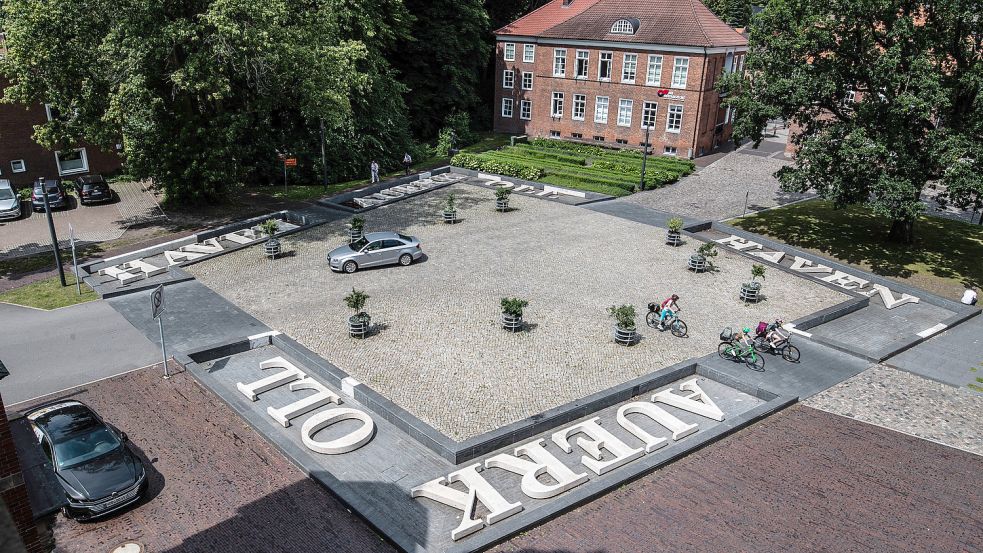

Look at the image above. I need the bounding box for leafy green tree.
[721,0,982,243]
[390,0,491,139]
[1,0,414,204]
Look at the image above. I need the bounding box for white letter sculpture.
[301,408,375,455]
[652,378,726,422]
[267,378,341,427]
[616,402,696,449]
[411,464,523,540]
[484,439,589,499]
[552,418,644,476]
[236,357,305,401]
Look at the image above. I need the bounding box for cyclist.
[734,327,755,353]
[657,294,680,330]
[765,318,787,350]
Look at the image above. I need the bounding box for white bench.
[99,265,142,285]
[122,259,166,278]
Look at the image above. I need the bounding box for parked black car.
[26,400,147,520]
[31,178,68,212]
[74,175,114,205]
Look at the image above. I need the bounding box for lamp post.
[320,118,328,192]
[40,179,67,286]
[638,125,651,192]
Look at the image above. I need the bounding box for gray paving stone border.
[317,167,458,213]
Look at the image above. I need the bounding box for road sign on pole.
[69,224,81,296]
[151,285,169,379]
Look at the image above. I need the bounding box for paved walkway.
[0,301,160,405]
[886,314,983,390]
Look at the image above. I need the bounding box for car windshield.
[52,427,121,469]
[0,189,13,200]
[398,234,413,243]
[350,237,369,251]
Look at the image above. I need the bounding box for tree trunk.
[888,217,915,244]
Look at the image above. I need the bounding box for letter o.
[301,408,375,454]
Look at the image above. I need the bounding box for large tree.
[1,0,414,204]
[721,0,983,242]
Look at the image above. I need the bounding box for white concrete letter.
[652,379,725,422]
[789,256,833,274]
[236,357,305,401]
[411,464,523,541]
[301,407,375,455]
[551,417,644,476]
[715,235,763,251]
[818,270,869,290]
[266,378,341,427]
[865,283,919,309]
[618,402,698,442]
[484,439,589,499]
[749,250,785,264]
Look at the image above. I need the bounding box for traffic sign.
[151,284,165,319]
[284,157,298,167]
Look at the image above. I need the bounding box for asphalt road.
[0,300,160,405]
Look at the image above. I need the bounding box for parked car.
[26,400,148,521]
[328,231,423,273]
[0,179,22,220]
[31,178,68,212]
[74,175,114,206]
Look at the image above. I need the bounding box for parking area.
[187,180,847,440]
[0,180,165,258]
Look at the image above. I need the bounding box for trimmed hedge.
[451,153,545,181]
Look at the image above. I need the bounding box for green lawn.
[0,272,97,310]
[730,200,983,301]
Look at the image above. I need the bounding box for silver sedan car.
[328,231,423,273]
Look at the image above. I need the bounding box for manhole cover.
[111,543,144,553]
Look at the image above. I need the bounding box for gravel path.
[189,180,846,440]
[805,364,983,455]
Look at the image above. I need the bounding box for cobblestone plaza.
[189,183,846,439]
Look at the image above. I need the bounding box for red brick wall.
[0,393,48,553]
[0,82,122,189]
[493,40,743,158]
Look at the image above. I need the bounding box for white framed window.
[44,104,62,121]
[666,104,683,132]
[594,96,609,123]
[521,72,533,90]
[520,100,532,120]
[599,52,613,80]
[610,19,635,34]
[572,94,586,120]
[55,148,89,175]
[576,50,589,79]
[617,99,633,127]
[641,101,657,129]
[504,43,515,61]
[725,51,735,73]
[664,146,678,156]
[503,70,514,89]
[549,130,561,138]
[621,54,638,83]
[843,90,856,105]
[671,57,689,88]
[646,55,663,86]
[501,98,514,118]
[551,92,564,118]
[523,44,535,63]
[553,48,566,77]
[10,159,26,173]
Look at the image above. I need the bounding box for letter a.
[411,464,523,541]
[652,378,725,421]
[485,439,589,499]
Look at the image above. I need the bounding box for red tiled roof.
[496,0,747,48]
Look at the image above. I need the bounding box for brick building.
[0,73,121,188]
[0,384,51,553]
[493,0,747,158]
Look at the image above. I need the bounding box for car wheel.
[398,253,413,266]
[343,260,358,274]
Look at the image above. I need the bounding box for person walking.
[370,160,380,183]
[402,152,412,175]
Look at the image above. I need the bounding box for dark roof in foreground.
[496,0,748,48]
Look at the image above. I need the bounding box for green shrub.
[350,215,365,231]
[500,297,529,317]
[495,187,512,201]
[668,217,684,232]
[607,304,637,331]
[451,152,545,181]
[260,218,280,237]
[344,288,370,322]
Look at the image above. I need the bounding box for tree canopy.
[721,0,983,242]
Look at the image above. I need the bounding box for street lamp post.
[320,118,328,192]
[638,126,651,192]
[41,180,67,286]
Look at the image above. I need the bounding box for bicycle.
[753,331,801,363]
[646,303,688,337]
[717,329,765,371]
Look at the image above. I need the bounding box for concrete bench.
[122,259,166,278]
[99,265,142,285]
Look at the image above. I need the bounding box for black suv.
[31,178,68,212]
[75,175,114,206]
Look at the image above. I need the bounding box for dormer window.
[610,19,638,35]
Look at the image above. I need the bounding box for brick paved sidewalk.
[11,365,391,553]
[493,405,983,553]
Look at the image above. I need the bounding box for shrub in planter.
[689,242,718,273]
[607,304,637,345]
[500,297,529,332]
[348,215,365,243]
[666,217,684,246]
[443,193,457,223]
[741,264,766,303]
[344,288,371,338]
[260,218,281,258]
[495,187,512,212]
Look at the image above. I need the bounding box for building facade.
[493,0,747,158]
[0,79,121,188]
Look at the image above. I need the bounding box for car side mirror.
[119,432,128,442]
